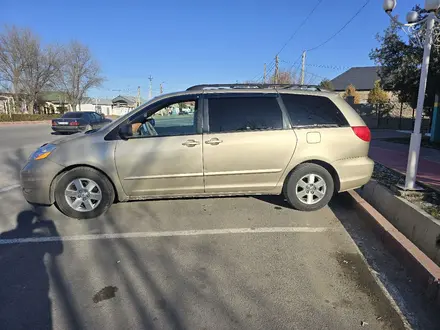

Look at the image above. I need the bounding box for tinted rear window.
[208,96,283,133]
[62,112,83,119]
[281,94,348,127]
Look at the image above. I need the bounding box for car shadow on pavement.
[0,210,64,330]
[253,195,292,208]
[329,193,440,330]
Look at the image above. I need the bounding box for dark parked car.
[51,112,111,134]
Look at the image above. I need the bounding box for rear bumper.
[20,159,65,205]
[52,126,84,133]
[332,157,374,192]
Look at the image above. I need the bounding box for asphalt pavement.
[0,124,439,330]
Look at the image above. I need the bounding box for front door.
[203,94,297,193]
[115,96,204,197]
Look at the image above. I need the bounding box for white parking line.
[0,184,21,194]
[0,227,334,245]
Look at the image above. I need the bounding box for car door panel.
[203,130,296,192]
[113,94,203,197]
[202,94,297,193]
[115,135,203,196]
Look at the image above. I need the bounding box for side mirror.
[147,118,155,127]
[119,123,133,139]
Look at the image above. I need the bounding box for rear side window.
[281,94,349,127]
[62,112,83,119]
[208,96,283,133]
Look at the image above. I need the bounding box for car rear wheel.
[284,163,334,211]
[54,167,115,219]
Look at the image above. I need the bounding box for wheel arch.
[49,164,121,204]
[283,160,340,194]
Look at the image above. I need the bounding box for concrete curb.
[360,181,440,265]
[348,190,440,306]
[0,120,51,126]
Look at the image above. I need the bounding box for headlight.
[30,144,56,160]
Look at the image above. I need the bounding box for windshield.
[62,112,83,119]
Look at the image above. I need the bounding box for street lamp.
[383,0,440,190]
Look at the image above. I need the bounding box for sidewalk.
[369,138,440,191]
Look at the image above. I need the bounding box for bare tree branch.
[58,41,104,111]
[0,26,38,111]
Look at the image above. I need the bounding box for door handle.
[205,138,223,145]
[182,139,200,147]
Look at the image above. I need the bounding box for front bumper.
[20,159,65,205]
[52,126,84,133]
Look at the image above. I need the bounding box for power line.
[275,0,324,56]
[305,63,350,71]
[307,0,371,53]
[249,0,324,81]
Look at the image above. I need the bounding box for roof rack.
[186,83,326,92]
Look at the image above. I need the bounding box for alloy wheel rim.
[295,174,326,205]
[65,178,102,212]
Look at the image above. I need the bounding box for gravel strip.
[372,163,440,220]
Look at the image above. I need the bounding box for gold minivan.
[21,84,373,219]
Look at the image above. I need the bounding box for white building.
[76,98,113,115]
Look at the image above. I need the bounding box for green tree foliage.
[370,6,440,112]
[368,80,389,105]
[319,79,334,90]
[368,80,391,125]
[343,84,360,104]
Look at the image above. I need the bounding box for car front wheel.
[284,163,334,211]
[54,167,115,219]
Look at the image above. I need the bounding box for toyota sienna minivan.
[21,84,373,219]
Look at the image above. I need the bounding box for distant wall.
[361,116,430,131]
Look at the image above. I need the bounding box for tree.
[57,41,104,111]
[370,5,440,117]
[319,79,334,90]
[269,70,295,84]
[368,80,390,126]
[20,44,62,113]
[0,26,37,112]
[343,84,360,104]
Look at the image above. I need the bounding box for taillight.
[69,121,80,126]
[352,126,371,142]
[52,121,56,126]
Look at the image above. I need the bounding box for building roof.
[112,95,137,104]
[81,97,113,105]
[331,66,381,91]
[39,91,69,102]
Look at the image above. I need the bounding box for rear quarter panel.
[276,127,371,192]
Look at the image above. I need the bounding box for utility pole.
[148,75,153,100]
[137,86,141,106]
[160,82,163,94]
[274,55,279,84]
[263,63,267,83]
[300,51,306,85]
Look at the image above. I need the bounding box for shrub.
[0,113,60,122]
[343,84,360,104]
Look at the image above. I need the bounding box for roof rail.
[186,83,325,92]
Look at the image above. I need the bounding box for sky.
[1,0,420,98]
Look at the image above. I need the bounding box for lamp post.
[383,0,440,190]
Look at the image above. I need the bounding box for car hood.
[51,132,88,145]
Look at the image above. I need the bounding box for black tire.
[284,163,334,212]
[54,167,115,219]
